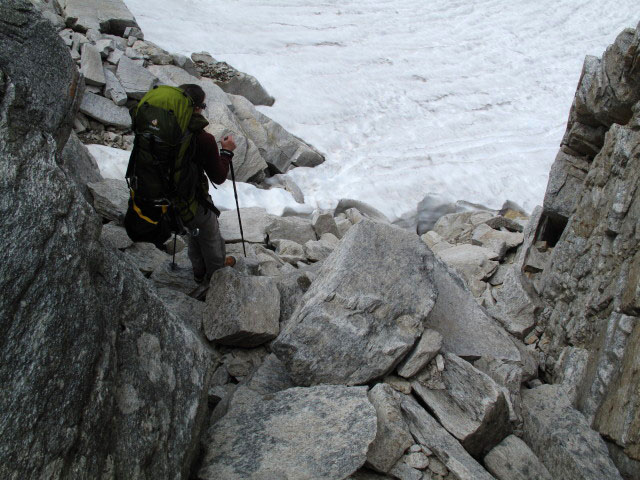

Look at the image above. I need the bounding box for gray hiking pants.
[186,204,226,282]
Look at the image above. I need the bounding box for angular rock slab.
[399,395,496,480]
[199,385,377,480]
[87,178,129,222]
[79,92,131,128]
[484,435,552,480]
[116,55,157,99]
[487,268,539,339]
[266,214,317,245]
[425,254,521,363]
[273,221,437,386]
[80,43,105,86]
[244,353,295,395]
[63,0,138,35]
[521,384,623,480]
[397,328,442,378]
[203,268,280,347]
[412,353,511,458]
[219,207,271,243]
[366,384,413,473]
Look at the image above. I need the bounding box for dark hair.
[179,84,205,108]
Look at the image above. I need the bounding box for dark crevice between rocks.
[535,213,567,248]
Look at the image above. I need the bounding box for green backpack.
[124,85,209,246]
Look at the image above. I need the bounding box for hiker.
[180,84,237,284]
[124,83,236,285]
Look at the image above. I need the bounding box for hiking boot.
[224,255,236,267]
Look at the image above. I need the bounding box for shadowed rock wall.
[0,2,213,478]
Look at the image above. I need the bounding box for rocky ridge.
[1,1,638,479]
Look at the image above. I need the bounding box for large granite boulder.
[228,93,324,172]
[199,385,377,479]
[425,254,521,363]
[483,435,552,480]
[272,221,437,386]
[203,268,280,347]
[0,3,213,478]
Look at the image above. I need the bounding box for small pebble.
[435,354,445,372]
[406,451,429,470]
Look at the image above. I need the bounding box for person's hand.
[220,135,236,151]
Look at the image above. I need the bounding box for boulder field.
[0,1,638,479]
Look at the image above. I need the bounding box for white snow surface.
[119,0,637,221]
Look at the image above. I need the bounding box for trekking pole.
[229,158,247,257]
[171,233,178,270]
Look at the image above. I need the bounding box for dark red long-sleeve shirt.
[194,130,231,185]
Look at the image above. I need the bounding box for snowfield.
[110,0,637,221]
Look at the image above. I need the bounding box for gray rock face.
[543,26,640,223]
[62,0,139,36]
[203,268,280,347]
[116,55,157,99]
[0,4,213,478]
[536,82,640,464]
[79,91,131,128]
[483,435,552,480]
[396,329,442,378]
[199,385,377,480]
[80,42,106,86]
[87,178,129,222]
[273,221,437,386]
[399,395,496,480]
[412,353,511,458]
[425,254,521,363]
[521,385,623,480]
[366,384,413,473]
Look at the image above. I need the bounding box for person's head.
[179,84,206,111]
